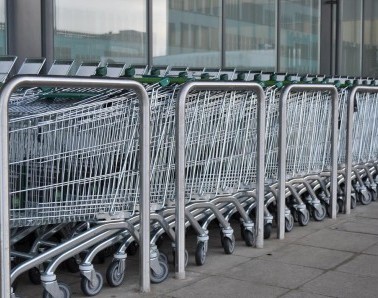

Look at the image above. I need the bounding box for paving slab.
[222,258,323,289]
[296,228,378,252]
[301,270,378,298]
[279,226,327,243]
[277,217,345,244]
[186,252,251,274]
[336,254,378,277]
[331,217,378,235]
[353,203,378,219]
[232,238,287,258]
[167,275,287,298]
[259,244,353,270]
[363,243,378,255]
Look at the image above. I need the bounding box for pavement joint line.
[215,270,294,292]
[211,256,326,291]
[355,216,378,224]
[279,262,346,298]
[276,288,292,298]
[287,240,378,254]
[163,274,215,296]
[277,288,336,298]
[254,243,356,270]
[328,225,378,237]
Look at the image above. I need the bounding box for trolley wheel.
[126,241,139,256]
[243,229,256,247]
[150,260,169,284]
[42,282,71,298]
[80,271,103,296]
[158,251,168,264]
[222,234,235,255]
[351,194,357,209]
[65,257,79,273]
[195,242,207,266]
[285,214,294,232]
[106,260,125,288]
[297,209,310,226]
[312,204,327,221]
[359,191,372,205]
[264,223,272,239]
[28,267,41,285]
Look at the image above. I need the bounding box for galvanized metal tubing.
[176,81,266,279]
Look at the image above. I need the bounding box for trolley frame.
[175,81,266,279]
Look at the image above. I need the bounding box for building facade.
[2,0,378,77]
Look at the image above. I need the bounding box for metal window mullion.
[360,0,364,76]
[276,0,280,72]
[221,0,225,68]
[147,0,153,67]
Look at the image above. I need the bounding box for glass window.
[153,0,221,67]
[279,0,320,74]
[0,0,6,54]
[54,0,147,71]
[225,0,276,70]
[363,0,378,77]
[340,0,362,76]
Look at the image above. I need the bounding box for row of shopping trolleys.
[2,65,378,297]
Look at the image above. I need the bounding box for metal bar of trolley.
[278,84,339,239]
[176,81,265,278]
[345,86,378,215]
[0,75,150,296]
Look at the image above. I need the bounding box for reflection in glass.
[0,0,5,54]
[279,0,320,74]
[340,0,362,76]
[225,0,276,71]
[363,0,378,77]
[153,0,221,67]
[54,0,147,69]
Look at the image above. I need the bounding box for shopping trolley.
[0,76,151,297]
[342,84,378,214]
[76,70,266,293]
[254,73,339,238]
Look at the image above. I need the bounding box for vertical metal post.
[176,81,266,278]
[278,84,339,239]
[330,86,339,219]
[137,79,151,293]
[0,75,11,298]
[277,86,287,240]
[0,76,151,295]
